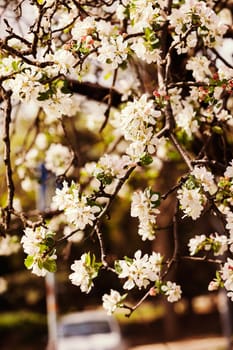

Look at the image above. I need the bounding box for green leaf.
[94,262,102,271]
[185,175,198,190]
[85,252,91,266]
[39,243,48,253]
[43,259,57,273]
[38,259,43,269]
[123,256,133,263]
[96,172,113,185]
[139,154,153,166]
[114,261,123,274]
[24,256,34,269]
[60,80,71,94]
[45,236,55,248]
[37,90,52,101]
[12,60,20,71]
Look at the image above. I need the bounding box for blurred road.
[130,336,227,350]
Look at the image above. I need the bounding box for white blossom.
[51,180,73,211]
[21,227,52,255]
[131,38,161,64]
[177,187,204,220]
[3,66,42,102]
[69,253,99,293]
[188,234,207,256]
[131,188,160,240]
[224,160,233,178]
[117,250,162,290]
[45,143,73,176]
[221,258,233,293]
[65,200,100,230]
[24,148,39,169]
[161,281,182,302]
[191,166,217,195]
[210,233,228,256]
[42,92,80,122]
[51,49,76,75]
[225,210,233,239]
[52,181,101,230]
[117,94,161,159]
[102,289,124,315]
[208,280,220,291]
[94,154,133,179]
[128,1,161,32]
[35,133,48,150]
[21,226,56,277]
[186,56,212,81]
[97,36,128,69]
[71,16,96,43]
[175,103,198,138]
[169,0,227,53]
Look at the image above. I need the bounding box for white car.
[57,309,127,350]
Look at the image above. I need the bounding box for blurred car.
[57,309,127,350]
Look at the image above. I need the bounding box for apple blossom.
[131,188,160,241]
[45,143,73,176]
[21,226,57,277]
[116,250,162,290]
[161,281,182,303]
[69,252,102,293]
[102,289,126,315]
[177,187,204,220]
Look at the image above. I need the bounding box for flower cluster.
[94,154,133,184]
[52,181,101,231]
[177,186,204,220]
[221,258,233,301]
[1,58,80,121]
[215,160,233,247]
[21,226,56,277]
[117,0,163,64]
[97,36,129,69]
[191,166,217,195]
[177,165,217,220]
[161,281,182,303]
[45,143,73,176]
[188,233,228,256]
[117,94,161,160]
[169,0,227,54]
[102,289,127,315]
[131,188,160,241]
[115,250,163,290]
[69,252,102,293]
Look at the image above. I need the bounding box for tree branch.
[1,88,14,232]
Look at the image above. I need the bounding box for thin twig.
[2,88,14,231]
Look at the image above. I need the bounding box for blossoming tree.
[0,0,233,317]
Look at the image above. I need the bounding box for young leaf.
[24,256,34,269]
